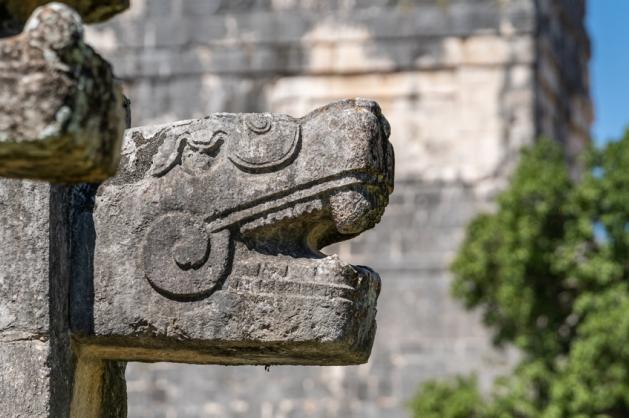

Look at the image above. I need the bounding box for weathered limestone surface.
[71,99,393,366]
[0,182,75,417]
[0,3,127,183]
[87,1,591,417]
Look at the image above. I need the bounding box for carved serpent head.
[79,99,395,364]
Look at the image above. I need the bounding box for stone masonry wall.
[86,1,590,417]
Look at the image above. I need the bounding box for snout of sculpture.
[298,99,394,246]
[302,98,393,194]
[232,99,395,253]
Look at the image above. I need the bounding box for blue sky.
[587,1,629,144]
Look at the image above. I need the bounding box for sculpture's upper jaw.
[298,98,394,196]
[296,98,394,250]
[119,98,395,255]
[234,98,395,255]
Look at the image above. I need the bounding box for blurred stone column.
[0,182,74,417]
[0,1,128,417]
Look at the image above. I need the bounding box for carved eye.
[229,116,301,174]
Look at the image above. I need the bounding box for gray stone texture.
[0,3,127,183]
[71,99,393,367]
[85,0,591,417]
[0,182,75,417]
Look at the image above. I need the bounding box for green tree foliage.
[408,377,485,418]
[410,133,629,418]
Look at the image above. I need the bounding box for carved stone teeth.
[230,261,261,278]
[287,264,317,280]
[231,255,358,288]
[239,198,323,234]
[227,254,362,300]
[275,280,300,295]
[261,262,288,279]
[247,262,261,276]
[259,280,273,294]
[313,256,358,286]
[231,277,356,301]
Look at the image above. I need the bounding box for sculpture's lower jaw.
[218,249,382,364]
[228,249,381,302]
[76,246,381,366]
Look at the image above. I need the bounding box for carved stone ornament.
[72,99,395,365]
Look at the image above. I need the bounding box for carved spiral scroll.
[142,212,231,300]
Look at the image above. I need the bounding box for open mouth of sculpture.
[142,172,389,302]
[226,254,381,303]
[230,171,390,249]
[208,170,390,234]
[141,98,393,303]
[218,171,389,302]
